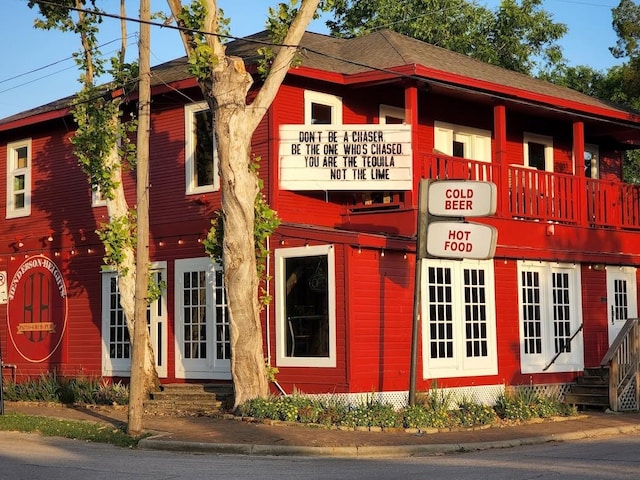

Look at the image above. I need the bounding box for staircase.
[564,367,610,410]
[144,383,234,417]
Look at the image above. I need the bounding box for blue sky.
[0,0,626,120]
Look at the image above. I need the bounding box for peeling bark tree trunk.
[211,58,266,406]
[167,0,320,408]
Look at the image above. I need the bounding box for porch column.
[405,80,419,208]
[573,120,587,226]
[493,103,509,217]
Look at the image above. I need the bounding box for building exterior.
[1,30,640,407]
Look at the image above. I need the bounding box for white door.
[174,258,231,379]
[606,267,638,345]
[101,263,167,378]
[148,268,168,378]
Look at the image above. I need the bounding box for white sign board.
[428,180,497,217]
[426,222,497,260]
[279,124,413,191]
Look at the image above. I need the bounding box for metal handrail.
[542,323,584,372]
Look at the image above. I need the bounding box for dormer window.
[304,91,342,125]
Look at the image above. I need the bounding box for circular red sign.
[7,255,68,363]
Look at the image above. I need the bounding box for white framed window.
[6,138,32,218]
[434,121,491,162]
[185,102,219,195]
[421,259,497,378]
[275,245,336,368]
[304,91,342,125]
[517,261,584,374]
[524,133,553,171]
[101,263,168,377]
[174,258,230,379]
[379,104,405,124]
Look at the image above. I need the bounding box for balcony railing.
[422,153,640,231]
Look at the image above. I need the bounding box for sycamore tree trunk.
[167,0,320,408]
[104,141,159,396]
[211,60,265,406]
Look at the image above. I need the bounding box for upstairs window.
[6,139,32,218]
[379,104,405,125]
[185,102,218,194]
[434,121,491,162]
[304,91,342,125]
[524,133,553,172]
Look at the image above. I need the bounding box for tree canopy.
[327,0,567,75]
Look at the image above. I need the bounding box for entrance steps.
[564,367,610,409]
[144,383,234,416]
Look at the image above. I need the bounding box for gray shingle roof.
[1,29,636,127]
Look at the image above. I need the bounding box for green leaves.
[96,212,136,273]
[328,0,567,75]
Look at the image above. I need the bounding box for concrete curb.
[138,423,640,458]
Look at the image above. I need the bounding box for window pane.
[284,255,329,357]
[194,110,214,187]
[528,142,546,170]
[311,103,332,124]
[15,146,28,169]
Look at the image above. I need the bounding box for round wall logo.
[7,255,68,363]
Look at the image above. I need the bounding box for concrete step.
[145,383,234,416]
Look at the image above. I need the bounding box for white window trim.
[379,104,405,124]
[174,257,231,380]
[434,121,491,162]
[184,102,219,195]
[275,244,337,368]
[523,132,554,172]
[421,258,498,379]
[101,262,168,377]
[517,261,584,374]
[6,138,32,219]
[304,90,343,125]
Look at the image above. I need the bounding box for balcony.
[422,153,640,231]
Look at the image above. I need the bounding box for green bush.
[454,399,497,427]
[494,387,575,421]
[1,373,128,405]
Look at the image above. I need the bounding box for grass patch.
[0,413,144,448]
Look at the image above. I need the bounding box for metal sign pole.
[409,179,430,406]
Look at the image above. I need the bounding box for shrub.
[454,399,497,427]
[1,374,128,405]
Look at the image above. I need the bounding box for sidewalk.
[3,401,640,457]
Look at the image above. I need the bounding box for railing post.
[609,357,619,411]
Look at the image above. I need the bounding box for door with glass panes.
[174,258,230,379]
[606,267,638,346]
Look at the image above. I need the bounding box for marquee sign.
[7,255,68,363]
[279,124,413,191]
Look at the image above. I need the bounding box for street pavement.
[3,401,640,458]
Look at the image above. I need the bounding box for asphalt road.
[1,430,639,479]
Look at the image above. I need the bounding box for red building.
[1,30,640,409]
